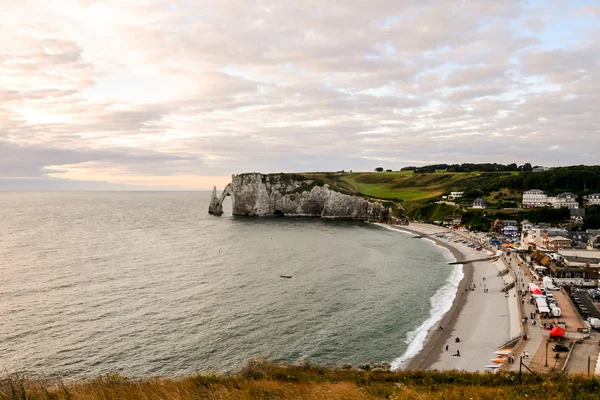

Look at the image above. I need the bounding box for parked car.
[552,344,569,352]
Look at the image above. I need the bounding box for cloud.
[0,0,598,189]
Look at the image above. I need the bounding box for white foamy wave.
[390,257,464,370]
[372,223,414,236]
[371,223,465,370]
[421,237,455,260]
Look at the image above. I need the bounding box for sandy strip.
[393,223,512,371]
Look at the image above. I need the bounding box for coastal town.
[403,187,600,376]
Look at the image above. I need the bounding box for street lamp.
[545,341,549,367]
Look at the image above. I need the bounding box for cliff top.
[6,361,600,399]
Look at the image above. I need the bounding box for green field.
[284,166,600,227]
[306,171,513,202]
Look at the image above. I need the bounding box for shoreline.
[386,224,474,371]
[387,222,514,372]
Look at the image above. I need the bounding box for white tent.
[538,306,550,313]
[536,298,548,308]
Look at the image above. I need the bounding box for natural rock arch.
[208,184,232,216]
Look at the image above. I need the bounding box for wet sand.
[393,223,513,371]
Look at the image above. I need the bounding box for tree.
[522,163,533,172]
[375,167,384,172]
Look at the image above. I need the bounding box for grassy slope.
[261,171,574,225]
[316,171,516,202]
[5,363,600,400]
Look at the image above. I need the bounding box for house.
[584,193,600,206]
[522,189,548,208]
[547,192,578,209]
[503,225,520,237]
[448,191,464,200]
[544,236,572,251]
[521,219,533,232]
[567,231,591,248]
[532,249,600,286]
[588,236,600,251]
[472,198,486,209]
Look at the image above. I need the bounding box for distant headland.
[209,172,406,223]
[209,165,600,231]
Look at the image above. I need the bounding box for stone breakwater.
[209,172,401,223]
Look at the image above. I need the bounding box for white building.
[547,192,578,209]
[448,191,464,200]
[472,198,487,209]
[522,189,548,208]
[521,219,533,232]
[584,193,600,206]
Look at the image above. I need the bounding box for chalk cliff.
[209,173,400,223]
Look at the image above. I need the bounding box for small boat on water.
[490,359,505,363]
[495,349,512,355]
[280,275,292,279]
[484,364,501,369]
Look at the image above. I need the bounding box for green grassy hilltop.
[299,165,600,229]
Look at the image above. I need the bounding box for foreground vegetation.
[4,362,600,400]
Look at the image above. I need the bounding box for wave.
[375,224,464,370]
[372,223,413,236]
[391,261,463,370]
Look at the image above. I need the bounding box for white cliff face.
[211,173,392,222]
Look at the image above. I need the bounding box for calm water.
[0,192,458,379]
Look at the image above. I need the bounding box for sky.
[1,0,599,190]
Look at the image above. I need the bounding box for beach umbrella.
[549,326,566,337]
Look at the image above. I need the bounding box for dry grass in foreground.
[3,360,600,400]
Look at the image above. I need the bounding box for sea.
[0,191,462,379]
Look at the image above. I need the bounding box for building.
[521,219,534,232]
[532,250,600,286]
[567,231,591,248]
[588,236,600,250]
[544,236,572,251]
[570,208,585,225]
[547,192,579,209]
[522,189,548,208]
[448,191,464,200]
[584,193,600,206]
[472,198,486,209]
[503,225,520,237]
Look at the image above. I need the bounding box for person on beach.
[446,345,449,351]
